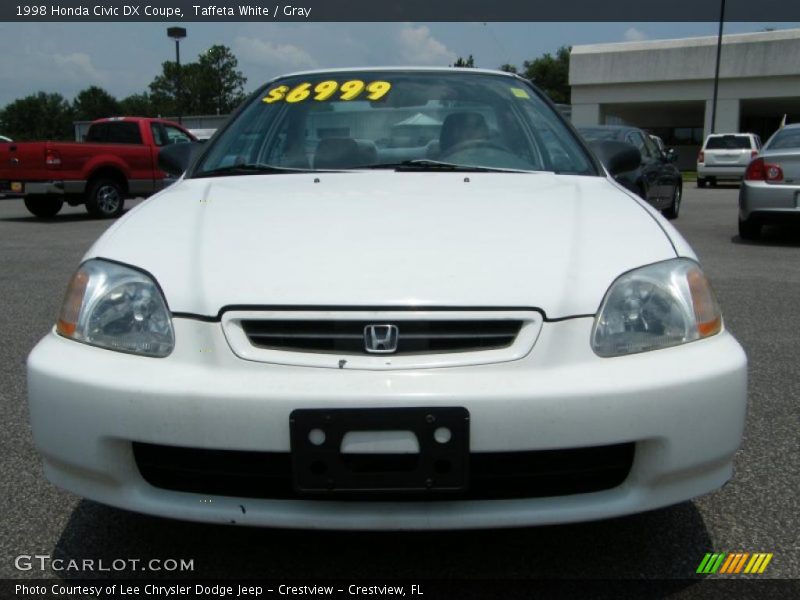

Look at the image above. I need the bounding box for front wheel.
[738,217,761,241]
[696,177,706,188]
[85,179,125,219]
[24,195,64,218]
[662,185,682,220]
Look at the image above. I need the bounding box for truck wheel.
[86,179,125,219]
[24,195,64,218]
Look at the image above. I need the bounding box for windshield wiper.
[364,159,533,173]
[195,160,535,178]
[194,163,331,178]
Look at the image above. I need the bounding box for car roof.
[92,116,180,124]
[276,66,520,79]
[577,125,641,133]
[706,132,756,137]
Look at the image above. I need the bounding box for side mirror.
[588,140,641,176]
[158,142,203,176]
[665,148,678,162]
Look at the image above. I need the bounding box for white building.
[569,28,800,168]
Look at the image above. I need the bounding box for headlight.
[591,258,722,357]
[56,259,174,357]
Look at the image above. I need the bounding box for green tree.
[521,46,571,104]
[0,92,74,140]
[452,55,475,68]
[195,45,247,114]
[148,45,246,116]
[149,61,202,116]
[499,63,518,74]
[72,86,120,121]
[119,93,155,117]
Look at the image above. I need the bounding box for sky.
[0,21,798,109]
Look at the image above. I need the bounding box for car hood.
[88,172,677,319]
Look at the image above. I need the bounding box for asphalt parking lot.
[1,187,798,588]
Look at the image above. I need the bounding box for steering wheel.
[439,138,512,158]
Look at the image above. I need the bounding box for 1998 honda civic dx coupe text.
[27,68,747,530]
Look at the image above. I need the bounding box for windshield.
[192,70,596,177]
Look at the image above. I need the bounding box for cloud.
[0,42,107,105]
[52,52,105,84]
[395,25,457,66]
[234,36,319,72]
[623,27,648,42]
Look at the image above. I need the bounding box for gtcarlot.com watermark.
[14,554,194,573]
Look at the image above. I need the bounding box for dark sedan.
[578,125,683,219]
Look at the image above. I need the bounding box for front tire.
[24,195,63,218]
[738,217,761,241]
[85,178,125,219]
[696,177,706,188]
[663,185,682,220]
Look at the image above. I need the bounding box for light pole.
[167,27,187,124]
[710,0,725,134]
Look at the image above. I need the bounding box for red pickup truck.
[0,117,196,218]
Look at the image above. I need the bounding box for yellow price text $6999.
[263,80,392,104]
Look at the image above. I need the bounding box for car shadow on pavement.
[53,498,712,593]
[731,224,800,247]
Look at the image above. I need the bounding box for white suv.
[697,133,761,187]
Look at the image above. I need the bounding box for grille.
[240,319,523,355]
[133,442,634,501]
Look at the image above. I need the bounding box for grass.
[681,171,698,183]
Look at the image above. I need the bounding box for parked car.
[738,123,800,240]
[697,133,761,187]
[188,128,217,141]
[27,68,746,530]
[577,125,683,219]
[0,117,196,218]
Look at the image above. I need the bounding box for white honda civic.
[27,68,747,530]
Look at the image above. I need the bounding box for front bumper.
[739,180,800,222]
[27,317,747,530]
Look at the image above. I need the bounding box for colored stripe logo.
[697,552,773,574]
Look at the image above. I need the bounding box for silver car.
[738,124,800,240]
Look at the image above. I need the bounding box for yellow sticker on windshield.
[510,87,530,99]
[262,80,392,104]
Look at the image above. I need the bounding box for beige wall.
[569,29,800,143]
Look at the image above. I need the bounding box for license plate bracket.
[290,407,469,494]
